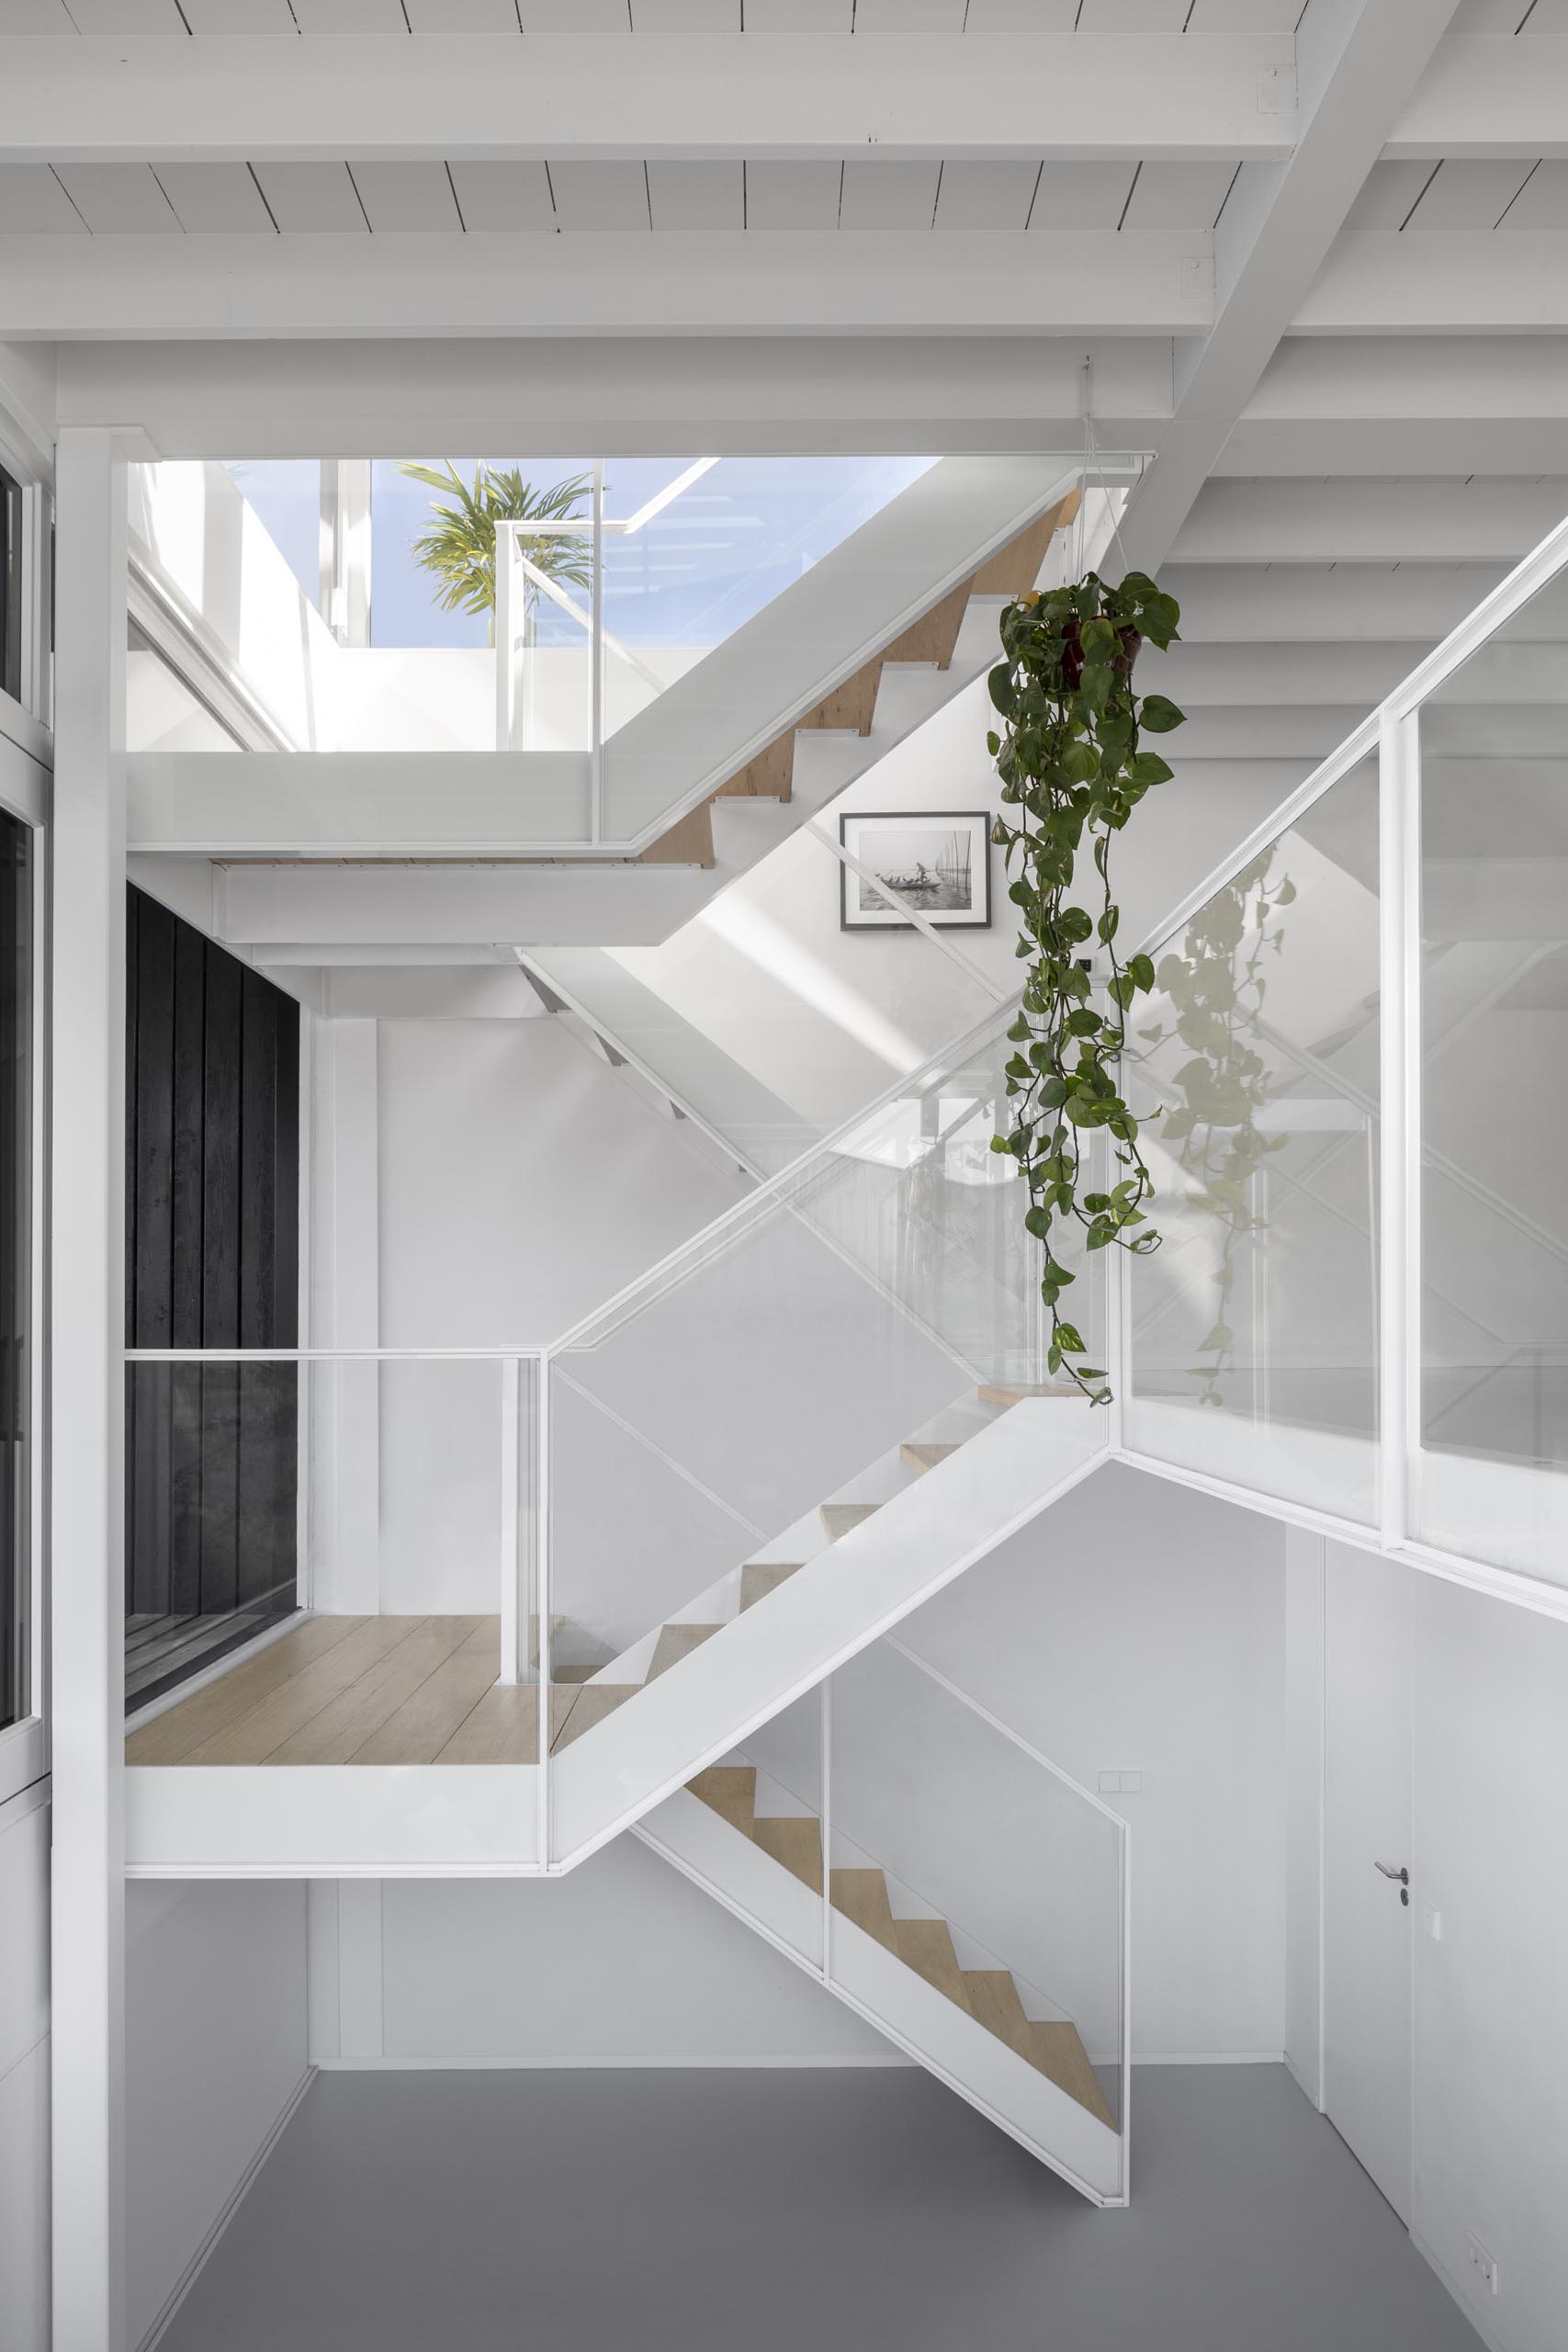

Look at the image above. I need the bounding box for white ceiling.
[0,0,1311,31]
[3,153,1256,233]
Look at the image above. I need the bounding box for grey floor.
[164,2064,1483,2352]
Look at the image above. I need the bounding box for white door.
[1323,1544,1414,2221]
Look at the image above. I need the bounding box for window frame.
[0,741,46,1808]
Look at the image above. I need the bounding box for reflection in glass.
[1416,577,1568,1574]
[1127,758,1381,1520]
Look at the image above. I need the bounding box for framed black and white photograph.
[839,809,992,932]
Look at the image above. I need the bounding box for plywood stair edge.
[685,1764,1117,2133]
[656,489,1080,854]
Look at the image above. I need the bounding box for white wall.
[376,1015,748,1349]
[611,667,1297,1142]
[898,1463,1289,2062]
[125,1881,310,2352]
[0,1791,50,2352]
[308,1842,896,2069]
[1287,1543,1568,2352]
[321,1008,967,1635]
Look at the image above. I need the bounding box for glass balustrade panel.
[1124,756,1382,1523]
[596,456,936,747]
[547,1004,1108,1815]
[829,1637,1125,2154]
[126,1355,536,1731]
[606,823,1003,1172]
[1416,572,1568,1583]
[652,1686,826,1969]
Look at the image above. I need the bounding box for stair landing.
[126,1616,602,1767]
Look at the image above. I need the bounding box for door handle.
[1374,1860,1410,1905]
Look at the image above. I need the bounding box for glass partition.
[607,820,1003,1170]
[1416,574,1568,1576]
[123,1351,540,1731]
[136,453,936,788]
[546,1000,1107,1825]
[1125,758,1382,1523]
[828,1637,1125,2183]
[596,455,935,745]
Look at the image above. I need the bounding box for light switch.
[1424,1902,1442,1942]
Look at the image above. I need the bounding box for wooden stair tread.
[636,803,716,868]
[881,575,972,670]
[548,1682,639,1753]
[829,1868,900,1955]
[646,1623,723,1681]
[688,1765,758,1838]
[714,734,794,802]
[819,1502,881,1543]
[1027,2021,1118,2131]
[551,1663,600,1685]
[752,1815,824,1894]
[893,1918,971,2012]
[797,656,882,737]
[739,1563,802,1612]
[900,1442,959,1476]
[963,1969,1037,2064]
[970,492,1079,599]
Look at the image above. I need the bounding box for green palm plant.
[400,461,594,638]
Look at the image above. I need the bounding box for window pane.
[1126,756,1382,1524]
[0,464,22,707]
[0,809,29,1731]
[1416,574,1568,1580]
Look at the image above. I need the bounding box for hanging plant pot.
[986,571,1185,1405]
[1059,614,1143,693]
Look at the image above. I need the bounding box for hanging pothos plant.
[987,571,1185,1404]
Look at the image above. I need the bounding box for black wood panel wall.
[125,887,300,1677]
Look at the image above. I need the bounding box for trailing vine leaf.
[988,571,1184,1404]
[1132,848,1294,1407]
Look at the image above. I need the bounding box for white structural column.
[50,428,130,2352]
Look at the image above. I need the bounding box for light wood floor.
[124,1616,603,1767]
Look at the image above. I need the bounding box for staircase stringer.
[549,1422,1111,1873]
[631,1801,1127,2207]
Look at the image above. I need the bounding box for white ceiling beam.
[0,228,1213,341]
[1297,230,1568,333]
[54,330,1176,456]
[0,33,1294,162]
[1153,641,1430,707]
[1118,0,1461,577]
[1215,420,1568,476]
[1387,32,1568,157]
[1172,478,1568,565]
[1160,564,1509,642]
[1246,334,1568,424]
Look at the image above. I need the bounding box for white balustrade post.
[1378,704,1421,1551]
[590,460,604,842]
[536,1357,552,1864]
[494,521,515,752]
[499,1355,523,1685]
[51,425,129,2352]
[820,1677,833,1981]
